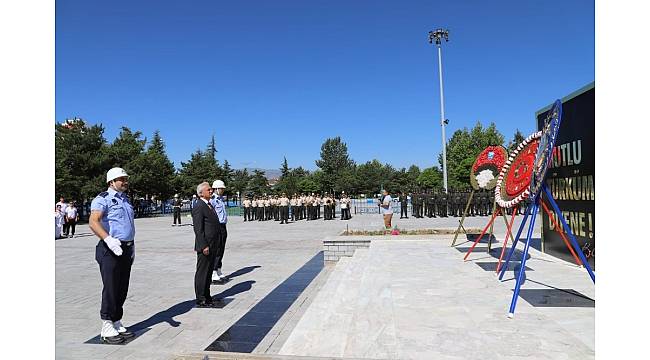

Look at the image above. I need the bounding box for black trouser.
[213,223,227,271]
[401,203,408,218]
[279,206,287,223]
[243,207,249,221]
[195,246,216,302]
[67,219,77,235]
[173,208,181,224]
[96,240,134,321]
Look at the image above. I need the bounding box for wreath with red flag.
[495,131,542,208]
[469,146,508,191]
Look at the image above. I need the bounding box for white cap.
[106,167,129,183]
[212,180,226,189]
[174,194,179,198]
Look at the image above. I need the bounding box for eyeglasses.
[114,177,129,182]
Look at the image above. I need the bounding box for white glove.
[104,236,123,256]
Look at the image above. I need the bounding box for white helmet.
[106,167,129,183]
[212,180,226,189]
[174,194,179,198]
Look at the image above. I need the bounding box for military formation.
[241,193,353,223]
[401,189,507,218]
[236,188,524,225]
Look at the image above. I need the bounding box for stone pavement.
[279,236,594,359]
[56,211,593,359]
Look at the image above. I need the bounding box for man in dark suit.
[192,182,221,308]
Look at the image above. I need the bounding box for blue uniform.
[210,194,228,273]
[92,187,136,322]
[91,188,136,241]
[209,195,228,224]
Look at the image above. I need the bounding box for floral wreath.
[530,100,562,198]
[469,146,508,191]
[495,131,542,208]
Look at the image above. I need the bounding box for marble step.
[175,352,367,360]
[279,249,370,357]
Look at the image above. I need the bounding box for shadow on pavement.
[214,280,256,299]
[226,266,261,281]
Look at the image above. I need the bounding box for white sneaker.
[101,320,122,343]
[113,320,134,338]
[212,270,221,282]
[113,320,126,333]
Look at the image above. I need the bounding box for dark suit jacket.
[192,199,220,252]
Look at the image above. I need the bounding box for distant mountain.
[237,168,283,180]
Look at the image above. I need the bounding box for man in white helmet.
[172,194,183,226]
[210,180,228,283]
[88,167,136,344]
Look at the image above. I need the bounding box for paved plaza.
[56,212,594,359]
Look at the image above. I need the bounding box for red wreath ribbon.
[472,146,507,174]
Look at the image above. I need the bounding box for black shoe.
[118,329,135,339]
[196,300,215,308]
[101,335,124,344]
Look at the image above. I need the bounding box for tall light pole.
[428,28,449,193]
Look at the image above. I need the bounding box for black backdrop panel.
[536,86,595,269]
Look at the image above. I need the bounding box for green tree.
[439,121,505,189]
[417,167,443,189]
[222,159,234,196]
[231,169,251,198]
[207,134,218,160]
[334,165,358,195]
[407,165,421,191]
[177,146,223,197]
[277,157,299,195]
[507,129,525,153]
[248,169,269,195]
[136,131,176,200]
[298,177,319,194]
[315,137,355,192]
[107,127,147,198]
[55,118,111,203]
[356,160,387,195]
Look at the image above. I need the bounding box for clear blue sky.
[55,0,594,171]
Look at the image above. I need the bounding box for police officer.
[89,167,136,344]
[210,180,228,283]
[172,194,183,226]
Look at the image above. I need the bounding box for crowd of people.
[55,197,79,239]
[239,192,353,223]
